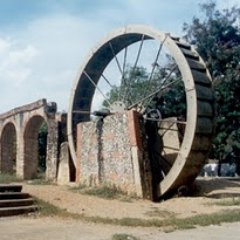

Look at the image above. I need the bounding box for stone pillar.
[16,114,24,179]
[76,123,82,183]
[57,142,70,185]
[76,121,99,186]
[127,110,144,197]
[46,119,59,180]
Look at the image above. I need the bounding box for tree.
[38,122,48,174]
[103,65,149,107]
[183,1,240,173]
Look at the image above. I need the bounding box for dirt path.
[23,177,240,220]
[1,216,240,240]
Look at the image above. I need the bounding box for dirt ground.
[1,177,240,240]
[1,217,240,240]
[23,177,240,220]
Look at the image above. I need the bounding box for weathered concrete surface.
[0,217,239,240]
[57,142,70,185]
[159,117,180,165]
[0,99,59,180]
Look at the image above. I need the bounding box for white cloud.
[0,13,110,113]
[0,38,11,53]
[0,39,40,111]
[0,41,39,88]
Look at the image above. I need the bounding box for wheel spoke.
[101,74,114,89]
[122,35,145,105]
[159,122,176,137]
[134,34,145,68]
[142,34,169,98]
[162,145,180,151]
[73,110,92,114]
[83,70,111,107]
[109,42,123,75]
[147,44,163,82]
[160,155,173,167]
[118,46,128,102]
[143,64,178,107]
[127,78,180,110]
[158,65,178,88]
[158,155,173,174]
[145,118,187,125]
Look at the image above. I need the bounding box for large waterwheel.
[68,25,214,198]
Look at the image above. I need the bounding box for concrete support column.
[16,117,24,179]
[46,119,59,180]
[57,142,70,185]
[127,110,144,197]
[76,123,82,183]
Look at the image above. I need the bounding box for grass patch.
[84,185,126,199]
[35,198,66,216]
[70,184,136,201]
[112,233,139,240]
[180,209,240,227]
[0,173,22,183]
[27,178,53,185]
[213,198,240,206]
[144,208,176,218]
[35,198,240,231]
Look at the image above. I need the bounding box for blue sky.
[0,0,239,113]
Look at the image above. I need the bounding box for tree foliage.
[183,1,240,166]
[103,66,150,107]
[103,64,186,118]
[38,122,48,173]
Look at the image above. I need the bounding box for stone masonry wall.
[76,110,148,197]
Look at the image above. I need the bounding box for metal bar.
[133,34,145,68]
[124,35,145,106]
[143,64,178,107]
[127,78,180,109]
[101,74,114,88]
[118,46,128,101]
[161,119,186,124]
[145,118,187,125]
[122,46,128,76]
[159,127,179,131]
[73,110,92,114]
[142,35,168,98]
[83,70,111,107]
[109,42,123,75]
[159,122,176,137]
[160,155,173,167]
[159,65,178,87]
[163,145,180,151]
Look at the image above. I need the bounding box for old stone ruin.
[0,25,215,201]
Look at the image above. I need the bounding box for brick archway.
[0,122,17,174]
[0,99,59,180]
[23,115,47,179]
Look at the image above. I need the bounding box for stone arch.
[0,122,17,174]
[23,115,48,179]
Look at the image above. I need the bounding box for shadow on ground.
[193,177,240,199]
